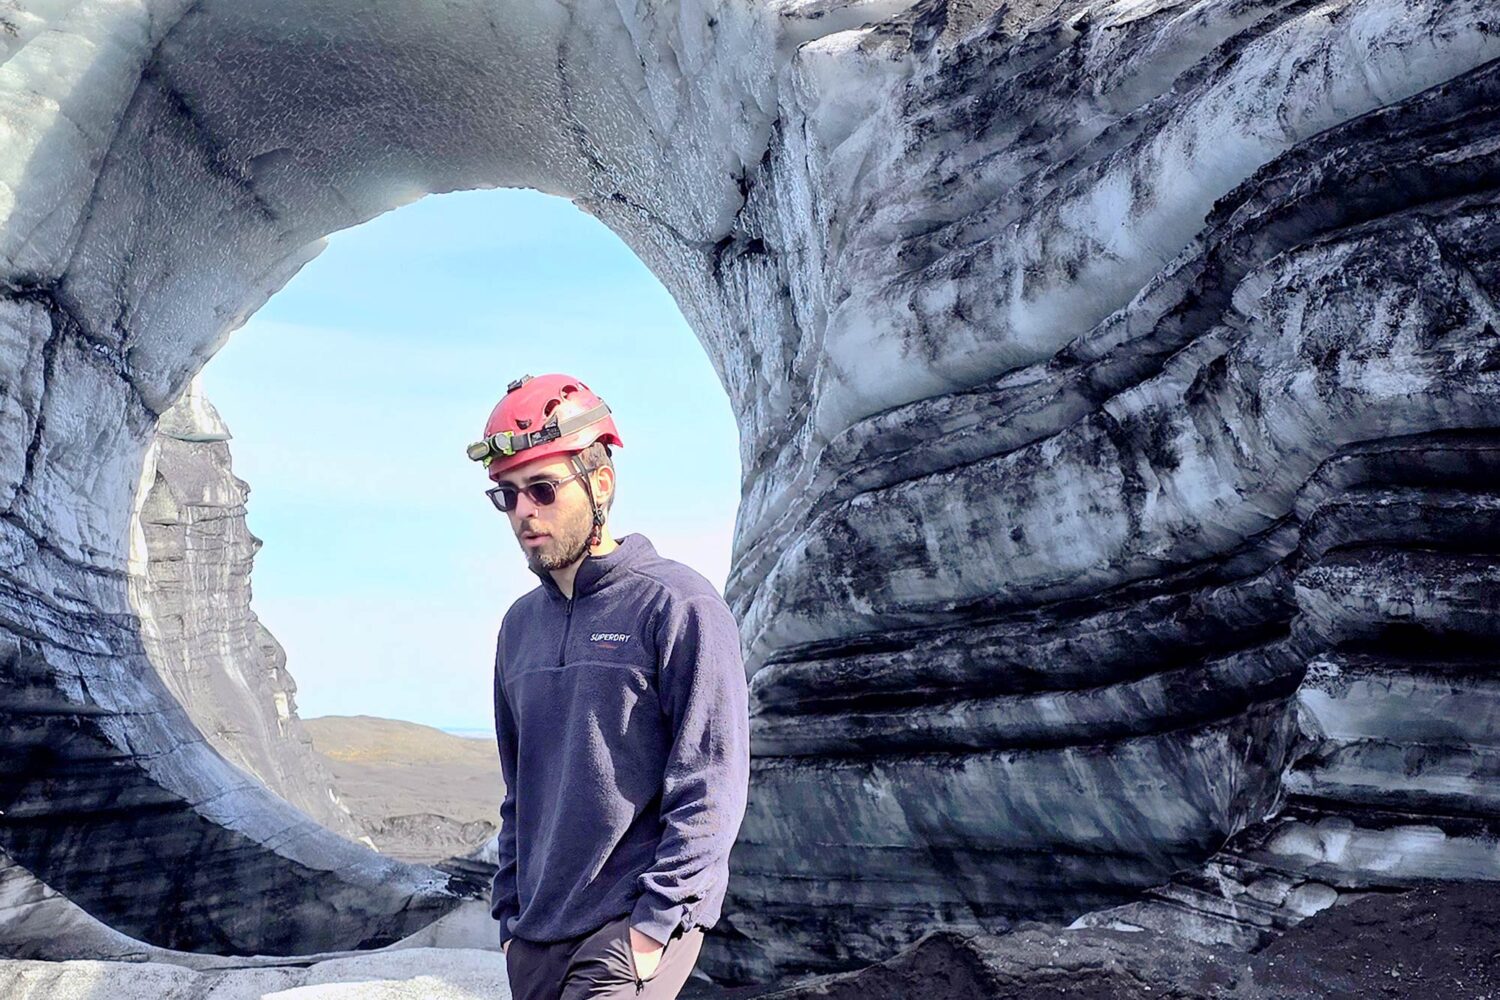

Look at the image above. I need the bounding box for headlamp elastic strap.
[465,401,613,464]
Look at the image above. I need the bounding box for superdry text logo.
[590,632,631,643]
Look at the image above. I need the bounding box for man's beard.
[520,504,593,575]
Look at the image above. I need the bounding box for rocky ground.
[285,714,1500,999]
[301,715,502,863]
[0,947,508,1000]
[682,882,1500,1000]
[2,882,1495,998]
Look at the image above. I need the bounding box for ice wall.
[128,375,368,844]
[1,0,1498,983]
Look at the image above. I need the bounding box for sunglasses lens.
[489,476,572,513]
[488,486,519,512]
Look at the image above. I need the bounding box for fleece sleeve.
[629,594,751,945]
[491,634,522,948]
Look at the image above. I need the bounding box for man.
[466,373,751,1000]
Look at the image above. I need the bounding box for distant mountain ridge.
[438,726,495,741]
[302,714,503,863]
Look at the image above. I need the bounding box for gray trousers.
[505,913,705,1000]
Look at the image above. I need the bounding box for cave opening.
[0,0,779,958]
[128,186,740,866]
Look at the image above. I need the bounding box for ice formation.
[1,0,1498,984]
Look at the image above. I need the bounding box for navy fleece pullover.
[490,533,751,948]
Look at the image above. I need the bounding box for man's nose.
[512,491,542,521]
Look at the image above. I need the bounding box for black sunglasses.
[486,470,588,512]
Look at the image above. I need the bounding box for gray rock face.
[130,376,367,845]
[0,0,1497,985]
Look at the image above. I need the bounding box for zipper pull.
[631,925,644,993]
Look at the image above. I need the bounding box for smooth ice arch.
[3,0,1500,984]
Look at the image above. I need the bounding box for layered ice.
[2,0,1499,984]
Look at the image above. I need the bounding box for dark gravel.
[682,881,1500,1000]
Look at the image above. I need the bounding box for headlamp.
[466,430,516,463]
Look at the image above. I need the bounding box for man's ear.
[593,464,615,506]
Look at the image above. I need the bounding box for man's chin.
[520,529,588,574]
[524,542,568,573]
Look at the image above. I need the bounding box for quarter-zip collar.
[535,533,655,601]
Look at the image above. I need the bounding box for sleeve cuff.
[629,892,687,946]
[497,914,518,947]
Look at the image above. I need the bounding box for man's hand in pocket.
[629,926,666,979]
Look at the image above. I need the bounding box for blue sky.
[199,189,741,732]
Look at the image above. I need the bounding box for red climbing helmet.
[466,373,623,480]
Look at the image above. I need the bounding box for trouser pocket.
[626,921,675,986]
[503,940,536,1000]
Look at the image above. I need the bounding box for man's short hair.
[578,441,615,513]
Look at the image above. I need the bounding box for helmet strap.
[570,453,606,552]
